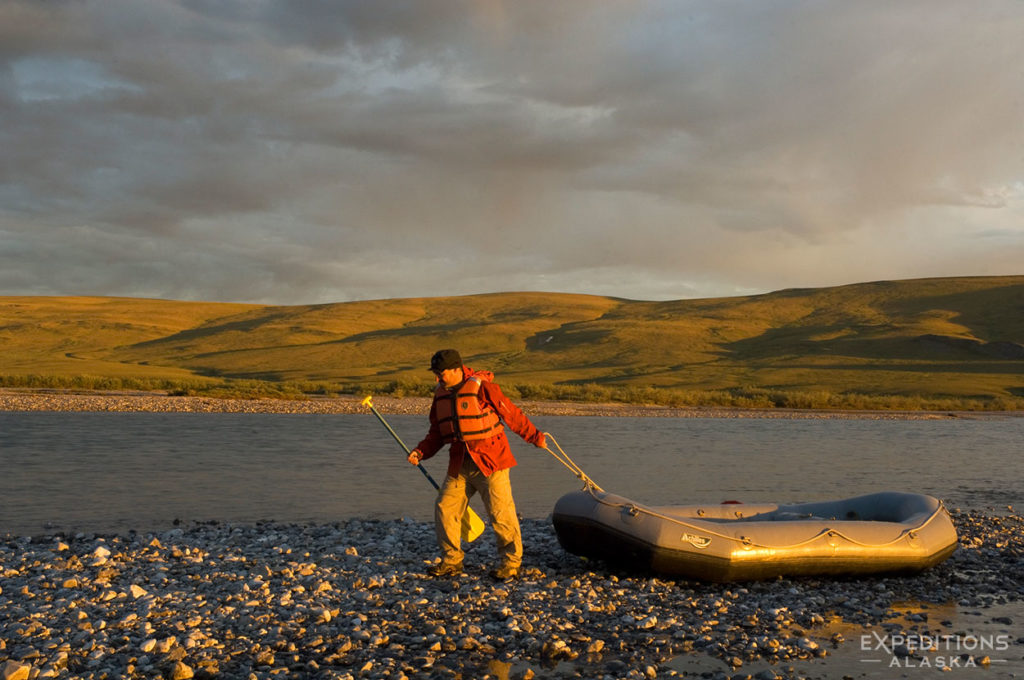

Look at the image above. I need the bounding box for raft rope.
[541,432,947,550]
[586,487,950,550]
[543,433,604,493]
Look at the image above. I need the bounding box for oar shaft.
[366,403,411,452]
[365,401,441,490]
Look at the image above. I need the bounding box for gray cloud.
[1,0,1021,304]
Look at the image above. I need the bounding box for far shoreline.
[1,387,1022,420]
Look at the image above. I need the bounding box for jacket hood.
[463,366,494,383]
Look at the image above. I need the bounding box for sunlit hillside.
[2,276,1023,408]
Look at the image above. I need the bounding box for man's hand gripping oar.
[361,395,486,542]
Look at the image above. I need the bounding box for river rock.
[0,662,30,680]
[0,509,1019,680]
[167,661,194,679]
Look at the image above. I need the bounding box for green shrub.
[5,372,1023,412]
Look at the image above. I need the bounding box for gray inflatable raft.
[552,490,958,581]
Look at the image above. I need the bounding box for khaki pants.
[435,457,522,568]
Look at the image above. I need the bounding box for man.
[407,348,546,580]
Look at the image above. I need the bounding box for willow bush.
[5,373,1023,411]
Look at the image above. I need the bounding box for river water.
[0,412,1021,536]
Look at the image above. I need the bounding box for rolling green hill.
[2,276,1024,409]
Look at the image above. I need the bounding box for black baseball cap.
[429,349,462,372]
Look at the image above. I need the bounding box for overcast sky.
[2,1,1022,305]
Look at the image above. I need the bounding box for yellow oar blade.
[461,507,486,543]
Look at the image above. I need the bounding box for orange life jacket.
[435,376,503,442]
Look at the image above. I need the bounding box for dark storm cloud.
[0,0,1021,303]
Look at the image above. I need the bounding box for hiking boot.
[427,561,463,578]
[488,564,520,581]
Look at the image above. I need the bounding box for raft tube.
[552,490,958,582]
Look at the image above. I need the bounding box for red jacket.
[414,366,544,478]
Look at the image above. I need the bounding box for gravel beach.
[1,509,1021,680]
[1,389,1019,419]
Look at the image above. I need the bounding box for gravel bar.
[2,389,1020,419]
[1,509,1021,680]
